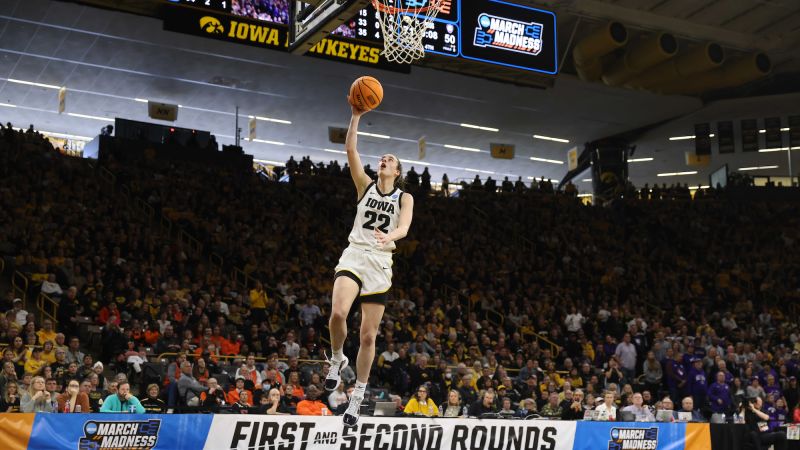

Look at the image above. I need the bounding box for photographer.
[743,397,787,450]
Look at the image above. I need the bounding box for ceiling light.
[323,148,346,154]
[530,156,564,164]
[403,159,430,166]
[357,131,390,139]
[781,127,789,131]
[7,78,61,90]
[444,144,481,152]
[255,116,292,125]
[67,112,112,122]
[252,139,285,146]
[628,157,654,162]
[465,168,494,174]
[657,171,698,177]
[0,102,17,108]
[253,159,284,165]
[760,147,800,152]
[134,98,148,103]
[533,134,569,143]
[581,178,592,182]
[738,165,778,171]
[460,123,499,132]
[577,193,592,198]
[668,134,715,141]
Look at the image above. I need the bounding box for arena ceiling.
[0,0,797,191]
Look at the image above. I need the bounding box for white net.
[372,0,443,64]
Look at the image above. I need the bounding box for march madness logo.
[473,13,543,55]
[79,420,161,450]
[608,427,658,450]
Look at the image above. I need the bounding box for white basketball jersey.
[348,182,403,252]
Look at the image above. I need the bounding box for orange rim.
[371,0,437,14]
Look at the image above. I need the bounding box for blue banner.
[27,414,213,450]
[574,422,688,450]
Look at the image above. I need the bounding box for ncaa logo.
[199,16,225,34]
[608,427,658,450]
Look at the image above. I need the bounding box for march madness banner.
[0,414,714,450]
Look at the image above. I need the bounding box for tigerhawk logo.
[200,16,224,34]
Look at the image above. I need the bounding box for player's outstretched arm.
[345,102,372,199]
[374,192,414,246]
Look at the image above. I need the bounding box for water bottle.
[462,406,468,417]
[64,400,70,413]
[75,404,82,413]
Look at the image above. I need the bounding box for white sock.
[353,381,367,398]
[332,349,344,362]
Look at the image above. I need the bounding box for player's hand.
[374,229,391,247]
[348,97,367,117]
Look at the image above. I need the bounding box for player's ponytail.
[394,159,405,190]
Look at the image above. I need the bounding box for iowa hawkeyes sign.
[163,5,409,73]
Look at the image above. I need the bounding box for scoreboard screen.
[164,0,557,73]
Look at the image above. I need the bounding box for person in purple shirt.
[687,358,708,408]
[758,361,779,386]
[714,360,734,386]
[769,396,789,431]
[763,374,782,399]
[707,372,732,414]
[666,352,687,402]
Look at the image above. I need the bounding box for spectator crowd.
[1,123,799,431]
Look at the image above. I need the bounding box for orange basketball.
[348,76,383,112]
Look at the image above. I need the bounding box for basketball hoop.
[371,0,444,64]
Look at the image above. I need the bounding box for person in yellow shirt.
[249,281,269,324]
[36,319,57,345]
[24,347,47,376]
[40,341,57,365]
[403,385,439,417]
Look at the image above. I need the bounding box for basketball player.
[324,100,414,426]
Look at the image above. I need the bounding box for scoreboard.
[164,0,557,74]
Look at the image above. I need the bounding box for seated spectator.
[404,385,439,417]
[235,354,262,386]
[561,389,586,420]
[200,378,227,408]
[100,382,144,413]
[296,385,330,416]
[259,388,290,415]
[176,361,208,407]
[595,391,617,421]
[622,392,655,421]
[517,397,538,418]
[1,381,21,412]
[468,390,497,417]
[328,383,348,411]
[140,384,166,413]
[540,392,563,418]
[21,376,55,413]
[23,347,47,376]
[439,390,464,418]
[744,396,787,450]
[230,390,252,413]
[57,379,90,413]
[498,396,516,415]
[226,377,253,406]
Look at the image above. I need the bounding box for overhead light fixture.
[657,171,698,177]
[7,78,61,90]
[252,139,285,146]
[357,131,390,139]
[668,134,716,141]
[253,159,285,165]
[323,148,346,154]
[0,102,17,108]
[530,156,564,164]
[533,134,569,143]
[577,193,592,198]
[444,144,481,152]
[255,116,292,125]
[465,168,494,174]
[738,165,778,171]
[690,185,711,190]
[134,98,148,103]
[403,159,430,166]
[67,112,112,122]
[759,147,800,153]
[460,123,499,132]
[581,178,592,182]
[628,157,654,162]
